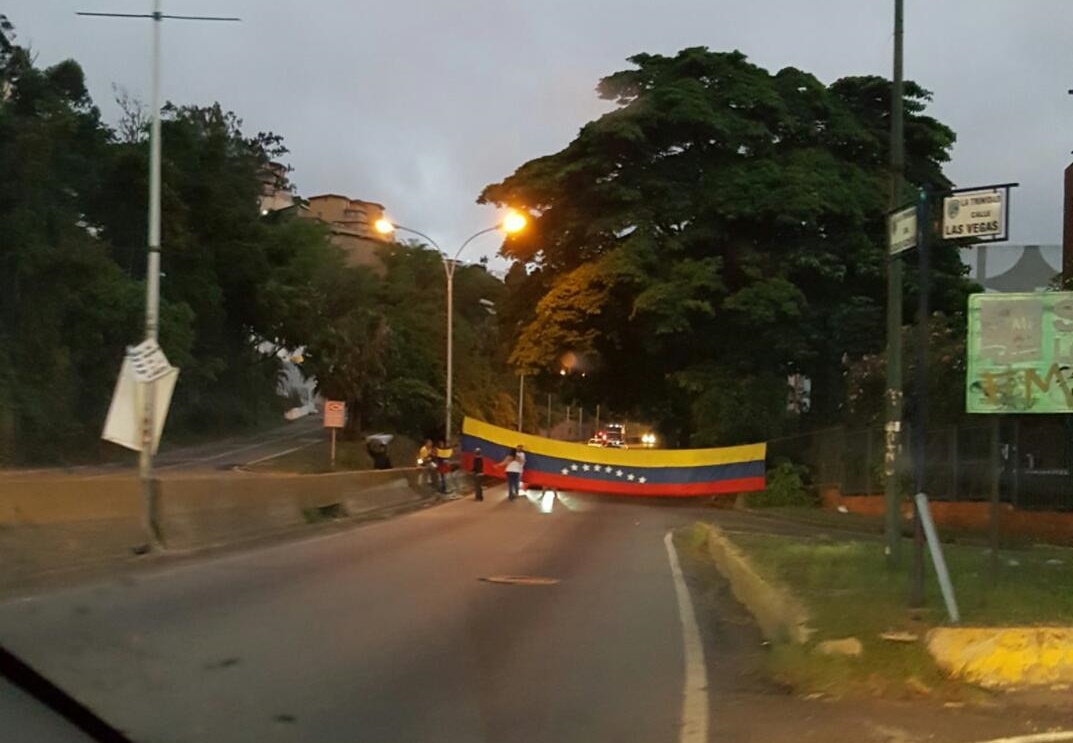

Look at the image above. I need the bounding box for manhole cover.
[479,575,560,586]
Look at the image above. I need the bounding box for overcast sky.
[8,0,1073,267]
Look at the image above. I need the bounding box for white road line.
[242,439,320,467]
[664,531,709,743]
[971,733,1073,743]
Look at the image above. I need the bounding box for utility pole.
[79,2,238,548]
[884,0,906,567]
[517,374,524,432]
[547,393,552,436]
[910,189,929,607]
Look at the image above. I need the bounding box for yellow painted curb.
[928,627,1073,688]
[700,523,813,644]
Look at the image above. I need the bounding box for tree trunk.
[344,398,361,439]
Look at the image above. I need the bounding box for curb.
[697,522,812,644]
[928,627,1073,689]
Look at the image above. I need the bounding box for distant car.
[587,437,604,447]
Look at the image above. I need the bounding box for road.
[0,490,1069,743]
[0,417,323,477]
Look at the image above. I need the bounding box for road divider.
[0,468,432,592]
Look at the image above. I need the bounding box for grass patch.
[251,434,419,474]
[722,530,1073,699]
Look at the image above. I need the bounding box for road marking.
[242,439,320,467]
[970,733,1073,743]
[664,531,709,743]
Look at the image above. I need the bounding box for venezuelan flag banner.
[460,418,766,497]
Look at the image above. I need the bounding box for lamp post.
[375,212,526,442]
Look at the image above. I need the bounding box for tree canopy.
[0,25,518,463]
[480,47,972,445]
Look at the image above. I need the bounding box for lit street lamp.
[375,211,526,442]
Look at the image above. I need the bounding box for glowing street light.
[375,210,527,441]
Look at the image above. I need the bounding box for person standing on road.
[434,440,451,495]
[499,448,523,500]
[515,444,526,487]
[472,447,484,501]
[418,439,434,489]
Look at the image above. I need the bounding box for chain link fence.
[768,418,1073,512]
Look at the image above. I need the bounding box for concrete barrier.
[158,468,428,549]
[0,468,432,590]
[0,476,141,525]
[699,522,813,644]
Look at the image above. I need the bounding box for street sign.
[127,339,173,383]
[101,356,179,452]
[323,400,346,428]
[966,292,1073,413]
[943,189,1004,240]
[888,205,917,255]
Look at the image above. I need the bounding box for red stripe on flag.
[519,472,765,497]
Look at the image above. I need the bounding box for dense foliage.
[0,24,516,464]
[481,48,973,445]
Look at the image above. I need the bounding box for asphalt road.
[1,491,1070,743]
[0,417,323,477]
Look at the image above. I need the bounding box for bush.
[748,461,816,508]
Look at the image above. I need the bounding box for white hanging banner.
[102,353,179,453]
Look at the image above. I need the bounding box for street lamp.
[375,210,526,442]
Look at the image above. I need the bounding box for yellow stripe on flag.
[461,417,765,468]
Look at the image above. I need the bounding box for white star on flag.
[570,463,579,471]
[605,466,613,473]
[615,469,624,477]
[627,473,635,481]
[582,464,590,471]
[639,477,647,484]
[561,467,569,475]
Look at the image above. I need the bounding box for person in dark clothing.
[472,448,484,501]
[366,438,392,470]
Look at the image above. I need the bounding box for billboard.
[966,292,1073,413]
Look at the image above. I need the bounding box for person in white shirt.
[500,447,524,500]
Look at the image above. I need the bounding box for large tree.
[0,33,147,463]
[89,102,338,436]
[480,47,971,445]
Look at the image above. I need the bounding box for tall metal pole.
[444,262,455,443]
[517,374,524,432]
[78,3,239,550]
[884,0,907,567]
[138,0,163,546]
[910,189,929,608]
[381,225,490,445]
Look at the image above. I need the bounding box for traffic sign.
[943,189,1004,240]
[888,205,917,255]
[323,400,346,428]
[127,339,173,383]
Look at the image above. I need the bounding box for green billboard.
[967,292,1073,413]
